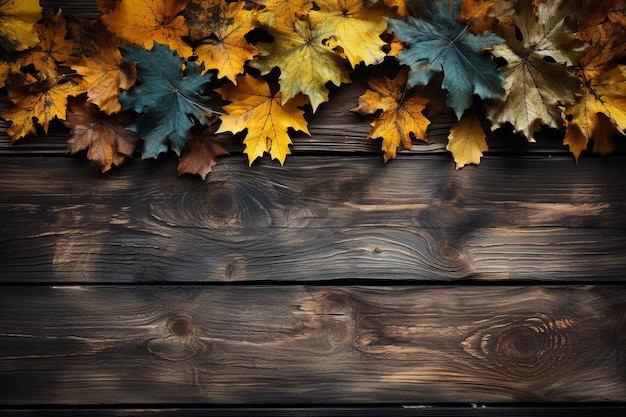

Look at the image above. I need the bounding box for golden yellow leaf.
[564,66,626,160]
[0,0,41,53]
[13,12,74,79]
[255,0,313,27]
[2,75,82,140]
[186,0,258,82]
[102,0,192,58]
[352,68,429,161]
[309,0,389,67]
[70,20,137,115]
[64,99,139,172]
[251,15,351,112]
[216,74,310,165]
[562,123,588,162]
[447,109,488,169]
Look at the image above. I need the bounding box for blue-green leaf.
[119,42,214,158]
[388,0,505,119]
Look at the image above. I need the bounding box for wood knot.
[167,315,193,337]
[206,184,237,219]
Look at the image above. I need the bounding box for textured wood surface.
[1,155,625,283]
[1,1,626,414]
[1,285,625,404]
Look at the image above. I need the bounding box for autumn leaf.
[564,66,626,161]
[102,0,193,58]
[459,0,514,34]
[69,20,137,115]
[485,0,586,141]
[178,127,229,179]
[13,12,74,79]
[0,0,41,53]
[185,0,258,83]
[96,0,120,14]
[388,0,505,119]
[254,0,313,28]
[447,109,488,169]
[352,68,429,161]
[217,74,310,165]
[119,43,215,158]
[251,15,351,112]
[309,0,389,67]
[1,72,82,140]
[0,59,8,88]
[64,98,139,172]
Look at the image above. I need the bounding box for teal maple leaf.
[119,42,214,158]
[388,0,505,118]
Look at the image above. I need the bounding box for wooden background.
[1,1,626,415]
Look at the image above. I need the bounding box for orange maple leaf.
[1,73,82,140]
[102,0,192,58]
[13,12,74,79]
[352,68,429,161]
[69,20,137,115]
[216,74,310,165]
[64,99,140,172]
[186,0,258,82]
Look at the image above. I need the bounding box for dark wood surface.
[1,1,626,415]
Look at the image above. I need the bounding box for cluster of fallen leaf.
[1,0,625,177]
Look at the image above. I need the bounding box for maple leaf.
[447,109,488,169]
[352,68,429,161]
[69,20,137,115]
[64,99,139,172]
[459,0,514,34]
[1,72,82,140]
[485,0,587,141]
[216,74,310,165]
[102,0,193,59]
[388,0,505,119]
[251,16,351,112]
[13,12,74,79]
[309,0,389,67]
[185,0,258,83]
[254,0,313,28]
[0,0,41,53]
[564,66,626,161]
[119,43,215,158]
[177,127,229,179]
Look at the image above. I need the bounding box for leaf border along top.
[0,0,625,178]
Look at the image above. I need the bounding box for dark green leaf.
[119,42,214,158]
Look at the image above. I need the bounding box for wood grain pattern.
[1,155,625,282]
[1,285,624,404]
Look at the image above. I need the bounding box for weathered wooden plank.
[1,285,624,404]
[1,155,625,282]
[6,406,626,417]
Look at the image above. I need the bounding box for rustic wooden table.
[1,1,625,416]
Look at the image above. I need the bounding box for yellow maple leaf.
[0,0,41,53]
[564,65,626,161]
[2,74,82,140]
[13,12,74,79]
[216,74,310,165]
[255,0,313,27]
[251,16,351,112]
[352,68,429,161]
[102,0,192,58]
[309,0,389,67]
[70,20,137,115]
[186,0,258,82]
[447,110,489,169]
